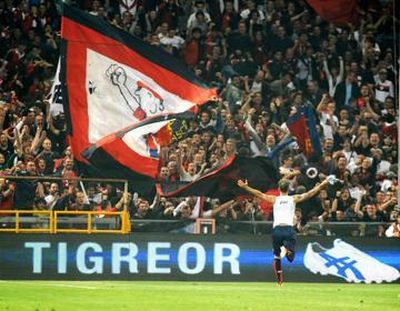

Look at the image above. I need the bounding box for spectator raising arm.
[323,56,344,97]
[203,199,235,218]
[353,190,366,219]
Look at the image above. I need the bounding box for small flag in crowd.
[286,106,322,157]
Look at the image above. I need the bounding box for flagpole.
[251,206,257,235]
[393,0,400,205]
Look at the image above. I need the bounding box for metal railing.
[54,210,130,234]
[128,219,391,236]
[0,214,391,236]
[0,210,52,233]
[0,175,131,234]
[0,210,131,234]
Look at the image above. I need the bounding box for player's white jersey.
[273,195,296,227]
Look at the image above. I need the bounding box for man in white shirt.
[317,99,339,140]
[44,182,60,210]
[160,29,185,50]
[237,176,330,285]
[180,162,206,182]
[374,69,394,103]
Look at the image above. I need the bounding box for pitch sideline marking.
[0,280,97,290]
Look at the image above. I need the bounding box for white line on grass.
[0,280,98,290]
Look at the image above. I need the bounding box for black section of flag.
[60,39,72,135]
[81,147,155,195]
[158,156,279,200]
[62,4,210,89]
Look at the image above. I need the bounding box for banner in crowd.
[157,156,279,200]
[60,4,217,164]
[305,0,361,27]
[83,112,192,193]
[48,58,64,117]
[0,234,398,282]
[287,106,322,157]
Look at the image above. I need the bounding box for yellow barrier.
[0,210,52,233]
[0,210,131,234]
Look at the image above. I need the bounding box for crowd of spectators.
[0,0,398,236]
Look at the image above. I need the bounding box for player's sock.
[273,258,283,285]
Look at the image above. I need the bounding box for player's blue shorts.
[272,225,297,259]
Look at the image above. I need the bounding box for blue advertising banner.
[0,234,399,283]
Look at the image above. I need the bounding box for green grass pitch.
[0,281,398,311]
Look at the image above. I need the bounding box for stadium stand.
[0,0,398,237]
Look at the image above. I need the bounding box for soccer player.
[237,177,331,285]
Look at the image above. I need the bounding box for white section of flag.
[49,58,64,116]
[122,119,170,158]
[86,49,195,144]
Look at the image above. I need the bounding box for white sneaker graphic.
[304,239,400,283]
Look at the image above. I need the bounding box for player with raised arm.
[237,176,335,285]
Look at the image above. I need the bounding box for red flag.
[306,0,360,27]
[60,4,217,163]
[287,114,313,156]
[287,107,322,157]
